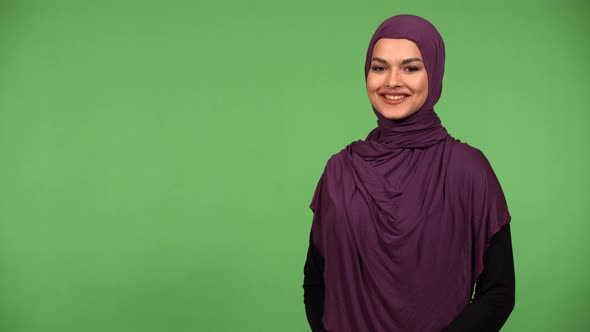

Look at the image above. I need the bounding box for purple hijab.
[309,14,511,331]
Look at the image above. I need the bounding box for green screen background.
[1,0,588,331]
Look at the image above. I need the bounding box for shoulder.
[310,145,353,210]
[447,139,506,199]
[448,139,495,177]
[315,139,367,184]
[321,140,362,172]
[321,147,348,178]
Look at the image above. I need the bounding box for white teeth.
[384,95,406,100]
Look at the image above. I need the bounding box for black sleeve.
[303,231,327,332]
[442,223,516,332]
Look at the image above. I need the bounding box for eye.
[403,66,420,72]
[371,65,386,72]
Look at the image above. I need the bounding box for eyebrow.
[371,57,423,65]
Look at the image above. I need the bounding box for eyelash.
[371,65,386,72]
[370,65,421,73]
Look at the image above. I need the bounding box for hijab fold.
[309,14,511,331]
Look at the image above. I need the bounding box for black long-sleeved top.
[303,224,515,332]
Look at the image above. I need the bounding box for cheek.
[420,75,429,95]
[366,73,384,91]
[411,76,429,101]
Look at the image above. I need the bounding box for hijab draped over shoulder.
[309,14,511,331]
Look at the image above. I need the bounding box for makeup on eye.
[371,65,386,72]
[370,63,422,73]
[403,66,421,72]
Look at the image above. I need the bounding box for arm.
[303,232,327,332]
[443,224,515,332]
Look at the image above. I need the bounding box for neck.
[368,108,448,148]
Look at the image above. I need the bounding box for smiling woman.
[366,38,429,121]
[303,14,514,332]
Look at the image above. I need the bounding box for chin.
[377,108,417,121]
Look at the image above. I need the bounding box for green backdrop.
[1,0,588,331]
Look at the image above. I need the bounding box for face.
[366,38,428,120]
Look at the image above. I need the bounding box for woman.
[303,14,515,332]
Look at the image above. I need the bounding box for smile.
[382,94,409,104]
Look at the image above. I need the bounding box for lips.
[381,93,409,104]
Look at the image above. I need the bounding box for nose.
[386,70,402,88]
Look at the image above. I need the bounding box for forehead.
[372,38,422,59]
